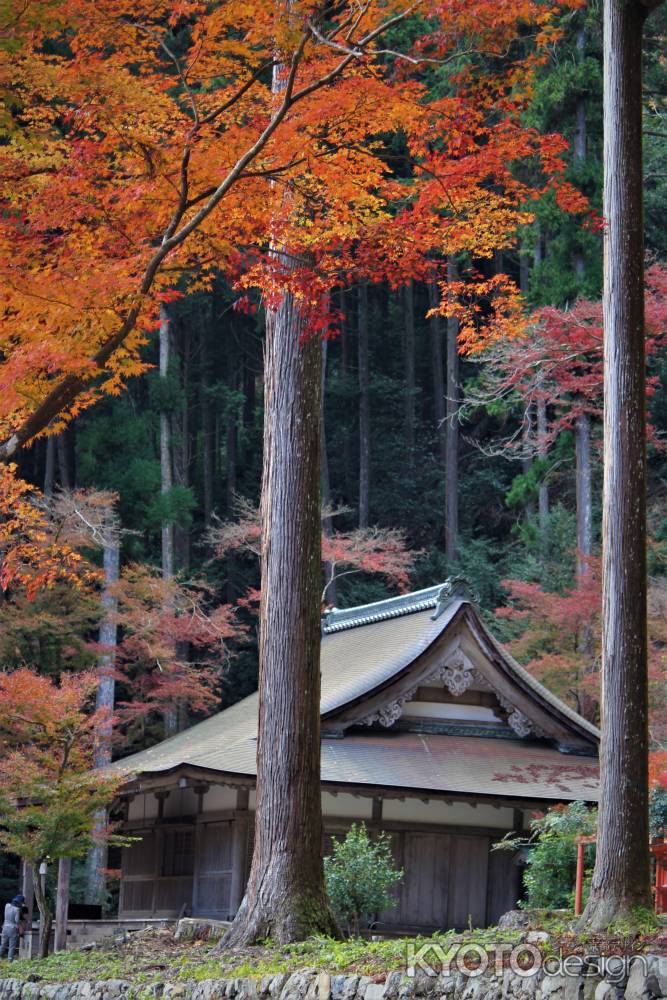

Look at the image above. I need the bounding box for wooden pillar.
[54,858,71,952]
[229,788,250,918]
[371,797,383,824]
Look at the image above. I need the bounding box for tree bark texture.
[33,864,52,959]
[54,858,71,952]
[221,273,337,947]
[575,412,593,583]
[43,436,55,497]
[86,530,120,904]
[199,321,214,526]
[574,27,587,280]
[445,261,459,564]
[537,398,549,536]
[358,282,371,529]
[581,0,655,930]
[321,335,337,606]
[403,281,416,467]
[160,305,175,582]
[428,282,447,470]
[159,305,178,738]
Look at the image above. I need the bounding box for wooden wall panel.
[447,835,489,929]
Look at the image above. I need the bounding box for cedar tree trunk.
[445,260,459,563]
[86,527,120,904]
[221,272,338,946]
[427,281,447,471]
[403,281,416,467]
[580,0,661,930]
[358,282,371,529]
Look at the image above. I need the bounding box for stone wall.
[0,955,664,1000]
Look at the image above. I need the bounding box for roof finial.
[430,575,478,620]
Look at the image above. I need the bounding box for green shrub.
[324,823,403,936]
[493,801,598,911]
[522,801,597,910]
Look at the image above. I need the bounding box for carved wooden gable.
[320,591,597,755]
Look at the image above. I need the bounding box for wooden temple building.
[115,584,600,932]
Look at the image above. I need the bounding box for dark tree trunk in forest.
[358,282,371,529]
[200,320,214,527]
[445,261,459,563]
[159,305,178,738]
[580,0,660,930]
[160,305,175,582]
[56,432,70,490]
[537,398,549,537]
[226,326,239,511]
[173,329,191,572]
[221,269,337,947]
[575,412,592,582]
[339,288,353,500]
[522,407,535,520]
[321,335,337,606]
[86,520,120,904]
[403,281,415,468]
[574,27,587,281]
[43,436,55,497]
[428,282,447,470]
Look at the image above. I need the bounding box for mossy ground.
[0,919,663,987]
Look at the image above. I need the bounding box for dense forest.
[0,0,665,934]
[4,4,665,750]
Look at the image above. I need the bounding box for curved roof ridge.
[322,582,446,634]
[464,607,600,742]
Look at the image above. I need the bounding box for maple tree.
[497,567,666,739]
[463,262,667,455]
[0,0,588,462]
[208,501,416,606]
[0,668,126,957]
[113,563,244,741]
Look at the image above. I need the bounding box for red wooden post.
[574,840,585,916]
[650,842,667,914]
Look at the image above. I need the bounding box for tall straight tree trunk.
[537,397,549,537]
[86,518,120,905]
[159,305,177,738]
[520,404,535,520]
[575,412,593,582]
[222,269,337,946]
[33,863,52,959]
[54,858,71,952]
[43,436,55,497]
[574,27,587,281]
[428,282,447,470]
[403,281,415,467]
[222,39,337,945]
[173,329,191,572]
[200,320,214,527]
[445,261,459,563]
[160,305,174,581]
[358,282,371,529]
[581,0,659,930]
[226,324,239,511]
[339,288,352,500]
[321,336,337,607]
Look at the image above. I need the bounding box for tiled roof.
[115,585,599,803]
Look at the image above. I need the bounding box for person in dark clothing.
[0,894,25,961]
